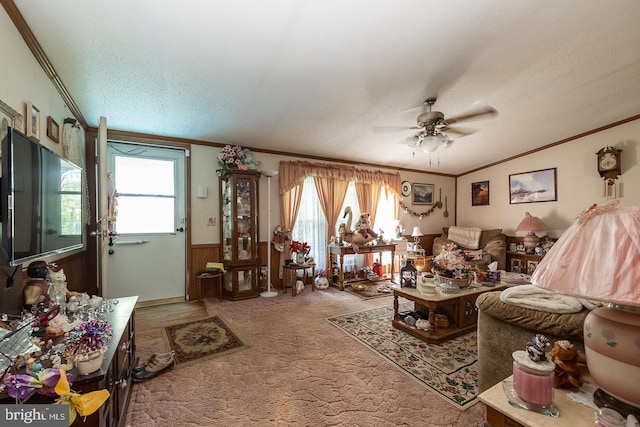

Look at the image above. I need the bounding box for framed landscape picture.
[509,168,557,204]
[471,180,490,206]
[412,183,433,205]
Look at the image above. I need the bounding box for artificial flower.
[3,368,73,399]
[289,240,310,254]
[64,320,112,359]
[54,368,109,425]
[431,243,476,279]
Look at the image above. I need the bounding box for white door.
[105,142,187,303]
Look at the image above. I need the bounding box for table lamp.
[411,227,424,249]
[515,212,548,253]
[531,200,640,418]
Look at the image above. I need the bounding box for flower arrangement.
[289,240,310,255]
[431,243,476,279]
[217,145,247,170]
[64,319,113,360]
[3,368,110,424]
[3,368,73,399]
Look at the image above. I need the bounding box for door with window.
[105,142,186,302]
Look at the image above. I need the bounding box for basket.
[434,272,471,289]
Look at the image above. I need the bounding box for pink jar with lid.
[512,350,555,406]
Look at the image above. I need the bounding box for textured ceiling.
[12,0,640,175]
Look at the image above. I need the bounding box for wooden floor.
[134,301,208,335]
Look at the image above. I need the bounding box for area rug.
[344,280,395,300]
[327,305,479,410]
[162,316,247,367]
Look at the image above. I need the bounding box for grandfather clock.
[596,146,622,199]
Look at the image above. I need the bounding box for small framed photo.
[509,168,557,204]
[471,180,490,206]
[527,260,539,275]
[412,183,434,205]
[509,243,517,252]
[510,258,522,273]
[0,100,24,143]
[26,101,40,141]
[46,116,59,143]
[516,243,525,253]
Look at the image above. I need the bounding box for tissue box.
[477,271,501,284]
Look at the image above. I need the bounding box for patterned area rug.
[327,305,479,410]
[163,316,247,366]
[344,280,395,300]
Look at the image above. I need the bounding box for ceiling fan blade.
[439,125,476,137]
[444,106,497,125]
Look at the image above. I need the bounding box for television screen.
[1,126,84,266]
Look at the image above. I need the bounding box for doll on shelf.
[22,261,81,310]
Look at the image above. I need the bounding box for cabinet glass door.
[235,177,253,260]
[222,177,233,261]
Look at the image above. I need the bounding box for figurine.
[548,340,583,389]
[525,333,550,362]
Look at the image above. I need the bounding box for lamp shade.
[515,212,548,233]
[411,227,424,237]
[532,200,640,414]
[532,202,639,305]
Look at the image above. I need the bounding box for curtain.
[314,176,349,269]
[355,182,382,265]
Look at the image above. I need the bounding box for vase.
[75,351,104,376]
[295,252,306,264]
[434,272,471,289]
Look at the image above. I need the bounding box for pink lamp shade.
[516,212,548,253]
[532,201,640,416]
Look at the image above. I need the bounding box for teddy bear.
[354,213,377,240]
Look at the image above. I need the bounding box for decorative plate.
[401,181,411,197]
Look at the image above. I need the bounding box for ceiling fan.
[379,98,498,153]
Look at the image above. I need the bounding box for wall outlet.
[207,216,216,226]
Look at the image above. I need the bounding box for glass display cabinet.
[219,169,261,300]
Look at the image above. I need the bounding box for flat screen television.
[1,126,84,266]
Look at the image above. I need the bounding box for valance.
[279,161,401,198]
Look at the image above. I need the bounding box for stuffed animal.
[548,340,584,389]
[354,213,377,239]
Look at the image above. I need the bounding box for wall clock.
[596,146,622,199]
[596,146,622,182]
[401,181,411,197]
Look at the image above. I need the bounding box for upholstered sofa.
[432,227,507,271]
[475,290,588,392]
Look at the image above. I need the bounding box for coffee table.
[392,282,505,344]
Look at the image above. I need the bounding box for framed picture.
[471,180,490,206]
[412,183,433,205]
[0,99,24,143]
[527,260,539,275]
[47,116,60,143]
[509,167,557,204]
[510,258,522,273]
[26,101,40,141]
[509,243,517,252]
[516,243,525,252]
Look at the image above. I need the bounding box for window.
[292,178,395,271]
[112,156,176,234]
[59,168,82,235]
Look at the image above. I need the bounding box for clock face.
[599,152,617,170]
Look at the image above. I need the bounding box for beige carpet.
[125,287,487,426]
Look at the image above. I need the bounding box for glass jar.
[512,351,555,406]
[594,408,626,427]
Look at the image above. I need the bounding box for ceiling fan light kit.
[388,97,498,156]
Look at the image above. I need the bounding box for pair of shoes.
[132,351,174,374]
[132,352,175,382]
